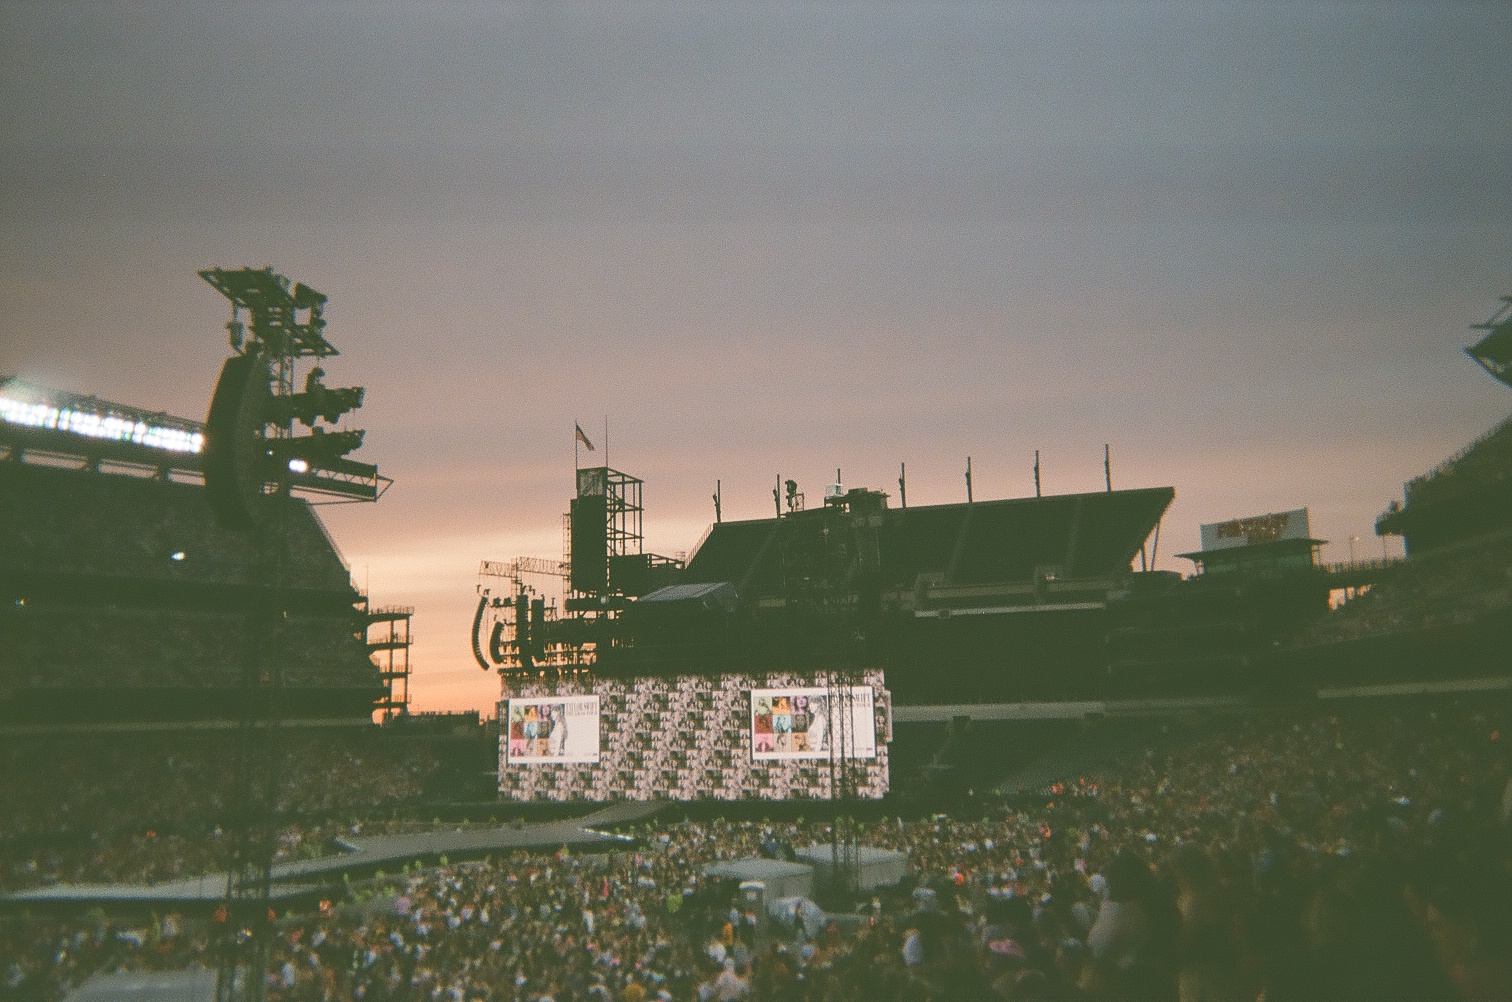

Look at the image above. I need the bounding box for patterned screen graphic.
[498,670,889,802]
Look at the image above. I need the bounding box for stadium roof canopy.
[637,581,739,611]
[1467,295,1512,390]
[682,486,1174,596]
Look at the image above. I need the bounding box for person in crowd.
[7,696,1512,1001]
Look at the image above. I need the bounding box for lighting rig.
[473,556,572,677]
[202,266,387,527]
[199,267,384,1002]
[474,462,686,690]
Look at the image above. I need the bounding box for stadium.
[4,278,1512,1001]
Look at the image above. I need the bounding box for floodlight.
[0,389,205,455]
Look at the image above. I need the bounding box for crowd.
[1397,414,1512,515]
[1296,528,1512,645]
[5,695,1512,1001]
[0,460,352,591]
[0,731,444,892]
[2,607,377,690]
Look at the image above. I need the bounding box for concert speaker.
[203,351,272,530]
[489,619,508,664]
[570,494,608,594]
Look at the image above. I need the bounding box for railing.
[1402,413,1512,504]
[685,523,716,567]
[1317,556,1404,576]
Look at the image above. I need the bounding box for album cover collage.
[751,692,826,755]
[505,694,600,764]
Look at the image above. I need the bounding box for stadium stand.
[679,488,1172,596]
[1108,412,1512,694]
[0,458,380,722]
[0,458,351,591]
[1297,528,1512,646]
[6,693,1510,1001]
[612,487,1173,707]
[1276,410,1512,683]
[1104,570,1330,698]
[1376,413,1512,553]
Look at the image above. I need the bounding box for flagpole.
[574,420,579,471]
[603,416,609,474]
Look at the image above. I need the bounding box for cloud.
[4,1,1512,712]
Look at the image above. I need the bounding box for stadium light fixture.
[0,390,205,454]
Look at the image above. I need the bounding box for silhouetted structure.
[477,474,1173,697]
[1376,414,1512,553]
[0,386,383,724]
[1287,292,1512,684]
[616,485,1174,704]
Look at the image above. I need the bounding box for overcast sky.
[4,1,1510,714]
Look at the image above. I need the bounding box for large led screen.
[751,686,876,760]
[505,694,601,764]
[499,671,890,801]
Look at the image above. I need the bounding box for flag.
[575,422,595,451]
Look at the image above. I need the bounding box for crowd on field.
[5,696,1512,1001]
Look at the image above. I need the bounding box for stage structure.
[476,452,1175,797]
[474,462,683,686]
[366,602,414,722]
[473,556,576,679]
[201,266,386,524]
[199,267,386,1002]
[498,670,891,801]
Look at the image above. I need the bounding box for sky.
[3,1,1511,715]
